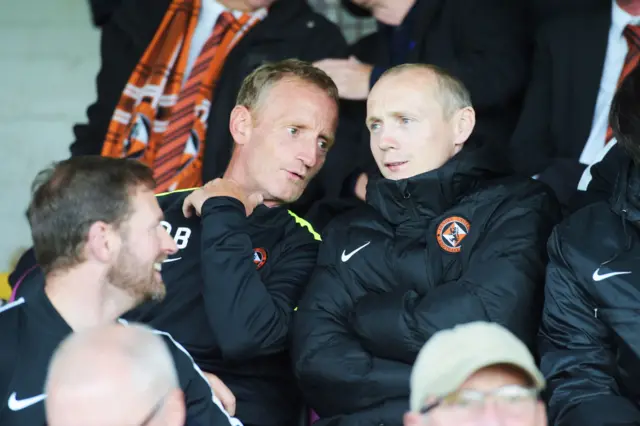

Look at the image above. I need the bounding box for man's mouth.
[384,161,408,171]
[286,171,305,181]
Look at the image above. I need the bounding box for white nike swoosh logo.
[8,392,47,411]
[341,241,371,262]
[592,268,632,282]
[162,257,182,263]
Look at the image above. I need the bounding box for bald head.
[374,64,472,119]
[366,63,476,180]
[45,323,185,426]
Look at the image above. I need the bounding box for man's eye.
[288,127,298,135]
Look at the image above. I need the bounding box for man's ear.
[229,105,253,146]
[452,106,476,153]
[84,221,118,264]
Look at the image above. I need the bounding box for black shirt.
[123,191,321,426]
[0,285,238,426]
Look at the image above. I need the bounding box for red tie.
[606,24,640,143]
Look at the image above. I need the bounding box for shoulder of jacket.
[109,0,169,46]
[557,201,622,241]
[537,11,601,41]
[472,176,557,207]
[285,210,322,243]
[156,188,195,211]
[510,178,559,203]
[0,297,26,318]
[0,297,26,350]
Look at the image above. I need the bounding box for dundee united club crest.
[436,216,470,253]
[253,248,267,269]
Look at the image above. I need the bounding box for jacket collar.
[611,158,640,223]
[366,142,507,225]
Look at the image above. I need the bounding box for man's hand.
[182,178,264,218]
[202,372,236,416]
[313,56,373,100]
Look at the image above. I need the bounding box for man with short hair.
[316,0,529,201]
[405,321,547,426]
[121,58,339,426]
[73,0,351,215]
[292,63,560,425]
[0,157,239,426]
[46,323,186,426]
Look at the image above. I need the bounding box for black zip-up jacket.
[539,159,640,426]
[0,286,239,426]
[292,145,561,426]
[125,190,321,426]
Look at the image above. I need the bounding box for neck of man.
[375,0,416,26]
[223,147,281,208]
[618,0,640,16]
[45,264,136,332]
[218,0,258,12]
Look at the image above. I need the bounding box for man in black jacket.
[292,64,560,426]
[73,0,353,217]
[318,0,529,197]
[0,157,239,426]
[538,62,640,426]
[122,59,338,426]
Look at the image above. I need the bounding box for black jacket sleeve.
[200,197,320,360]
[569,141,630,212]
[160,332,241,426]
[538,227,640,426]
[348,185,560,363]
[292,226,412,417]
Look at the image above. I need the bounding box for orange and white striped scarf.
[102,0,264,192]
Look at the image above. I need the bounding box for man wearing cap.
[405,321,547,426]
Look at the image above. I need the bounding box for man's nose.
[161,228,178,255]
[298,138,319,169]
